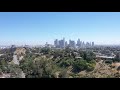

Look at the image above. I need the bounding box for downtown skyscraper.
[54,38,95,48]
[54,39,59,48]
[54,38,65,48]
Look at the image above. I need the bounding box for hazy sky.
[0,12,120,45]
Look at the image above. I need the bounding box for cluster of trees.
[0,60,22,78]
[0,48,15,62]
[20,56,59,78]
[113,52,120,62]
[0,47,97,78]
[0,54,13,62]
[72,60,96,73]
[18,47,96,78]
[1,46,120,78]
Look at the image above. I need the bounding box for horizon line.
[0,43,120,46]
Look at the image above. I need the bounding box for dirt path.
[13,55,19,65]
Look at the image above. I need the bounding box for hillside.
[0,47,120,78]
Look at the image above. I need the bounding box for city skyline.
[0,12,120,45]
[1,38,95,46]
[54,38,95,48]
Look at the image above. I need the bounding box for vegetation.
[0,46,120,78]
[114,53,120,62]
[18,47,97,78]
[0,60,22,78]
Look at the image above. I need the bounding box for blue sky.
[0,12,120,45]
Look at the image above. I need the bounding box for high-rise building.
[63,37,65,48]
[77,39,81,47]
[69,40,76,48]
[86,42,89,47]
[80,41,82,47]
[92,42,94,46]
[54,38,66,48]
[54,38,95,48]
[69,40,71,45]
[82,41,85,47]
[59,40,62,48]
[54,39,56,46]
[65,41,68,47]
[59,39,65,48]
[54,39,59,47]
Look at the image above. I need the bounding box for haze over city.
[0,12,120,46]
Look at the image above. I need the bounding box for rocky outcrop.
[12,48,26,65]
[14,47,26,56]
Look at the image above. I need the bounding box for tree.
[80,51,96,61]
[72,59,96,73]
[60,58,74,68]
[72,60,88,73]
[0,60,7,73]
[86,60,96,71]
[40,47,51,54]
[114,53,120,62]
[8,64,23,78]
[0,59,23,78]
[20,55,56,78]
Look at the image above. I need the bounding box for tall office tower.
[57,38,64,48]
[73,40,76,48]
[80,41,83,47]
[59,40,62,48]
[54,39,59,47]
[65,41,68,47]
[69,39,71,46]
[56,39,59,47]
[69,40,76,48]
[86,42,89,47]
[77,38,81,47]
[63,37,65,48]
[54,39,56,46]
[58,38,64,48]
[92,42,94,46]
[80,41,82,47]
[82,41,85,47]
[74,40,76,48]
[69,40,72,47]
[88,42,91,47]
